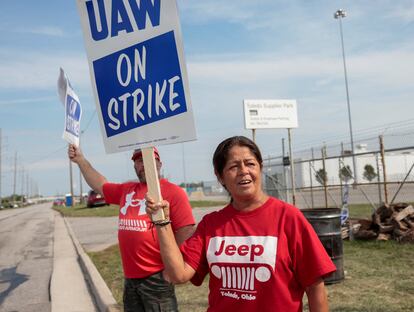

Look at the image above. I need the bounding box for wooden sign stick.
[142,147,165,222]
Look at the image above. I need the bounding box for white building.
[268,144,414,188]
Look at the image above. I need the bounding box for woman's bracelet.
[152,219,171,227]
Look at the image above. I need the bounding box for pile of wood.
[349,203,414,242]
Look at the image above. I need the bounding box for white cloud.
[180,1,260,24]
[388,4,414,22]
[15,26,65,37]
[189,55,337,84]
[29,157,68,172]
[0,52,90,91]
[179,1,331,35]
[0,96,56,106]
[349,50,414,88]
[188,47,414,89]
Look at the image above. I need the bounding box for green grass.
[53,203,120,217]
[175,278,209,312]
[52,200,228,217]
[348,202,414,220]
[348,203,376,219]
[326,240,414,312]
[88,245,124,304]
[59,200,414,310]
[88,243,209,311]
[90,240,414,312]
[190,200,227,208]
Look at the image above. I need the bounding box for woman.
[146,136,336,312]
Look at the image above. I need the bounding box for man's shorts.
[123,271,178,312]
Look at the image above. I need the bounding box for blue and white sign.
[58,68,82,146]
[76,0,196,153]
[341,182,350,225]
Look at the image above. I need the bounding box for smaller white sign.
[58,68,82,146]
[57,68,67,106]
[243,99,298,129]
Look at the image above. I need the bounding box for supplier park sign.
[243,99,298,129]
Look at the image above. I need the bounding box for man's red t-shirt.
[103,179,195,278]
[180,197,336,312]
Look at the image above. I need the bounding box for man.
[68,144,195,311]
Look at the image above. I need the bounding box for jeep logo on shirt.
[214,240,264,261]
[207,236,277,294]
[207,236,277,266]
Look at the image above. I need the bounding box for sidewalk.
[50,205,223,312]
[51,211,120,312]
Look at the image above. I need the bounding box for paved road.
[0,203,53,312]
[0,201,220,312]
[68,205,225,252]
[0,203,99,312]
[67,217,118,252]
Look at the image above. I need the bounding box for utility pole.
[35,181,39,197]
[69,159,74,206]
[26,172,29,200]
[79,169,83,204]
[334,9,357,185]
[13,152,17,205]
[79,134,83,204]
[0,128,2,208]
[31,178,35,199]
[20,166,24,204]
[182,143,187,193]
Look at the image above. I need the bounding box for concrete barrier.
[63,217,121,312]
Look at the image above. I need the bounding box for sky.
[0,0,414,197]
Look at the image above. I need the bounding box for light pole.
[182,143,187,193]
[334,9,358,184]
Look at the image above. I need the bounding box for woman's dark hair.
[213,136,263,178]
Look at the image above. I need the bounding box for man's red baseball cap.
[131,147,160,161]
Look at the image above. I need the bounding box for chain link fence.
[262,134,414,218]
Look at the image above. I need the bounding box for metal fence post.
[379,135,388,204]
[322,146,328,208]
[375,152,383,205]
[288,128,296,206]
[339,157,343,206]
[282,138,289,203]
[309,149,315,208]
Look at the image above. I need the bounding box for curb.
[63,217,121,312]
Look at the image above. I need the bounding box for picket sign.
[141,147,165,221]
[58,68,82,147]
[75,0,196,153]
[76,0,196,221]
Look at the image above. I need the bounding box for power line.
[81,111,97,134]
[27,145,67,166]
[25,112,96,167]
[264,119,414,157]
[299,120,414,149]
